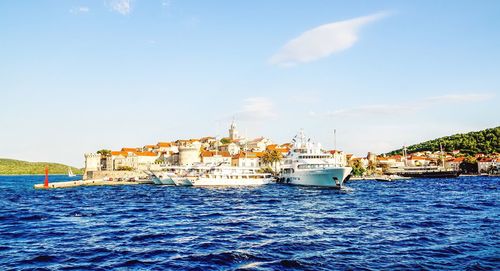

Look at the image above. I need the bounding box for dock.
[34,179,153,189]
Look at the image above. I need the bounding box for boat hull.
[172,177,194,186]
[397,170,460,178]
[190,177,274,186]
[152,176,175,185]
[279,167,352,188]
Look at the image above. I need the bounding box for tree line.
[386,126,500,156]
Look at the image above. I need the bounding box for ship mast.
[333,129,337,151]
[440,142,445,168]
[403,146,408,167]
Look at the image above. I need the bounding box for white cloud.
[321,93,494,117]
[70,6,90,14]
[269,11,389,67]
[107,0,132,15]
[236,97,277,121]
[327,104,413,117]
[423,94,493,103]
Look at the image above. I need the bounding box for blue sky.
[1,0,499,167]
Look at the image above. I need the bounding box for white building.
[478,158,499,173]
[231,152,263,168]
[219,142,240,155]
[201,151,232,165]
[111,150,159,170]
[246,137,272,152]
[445,157,464,171]
[178,140,202,166]
[84,153,101,172]
[156,142,179,154]
[329,150,348,167]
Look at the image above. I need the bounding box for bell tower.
[229,119,239,140]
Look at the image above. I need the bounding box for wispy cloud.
[269,11,389,67]
[312,93,494,117]
[161,0,172,8]
[107,0,132,15]
[236,97,277,121]
[70,6,90,14]
[422,94,493,103]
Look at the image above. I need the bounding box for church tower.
[229,119,239,140]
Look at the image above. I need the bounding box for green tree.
[459,156,478,174]
[97,149,112,156]
[349,159,365,176]
[385,126,499,156]
[220,138,231,144]
[117,166,134,171]
[261,150,282,173]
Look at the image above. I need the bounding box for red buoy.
[44,166,49,188]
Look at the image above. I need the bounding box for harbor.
[33,123,499,189]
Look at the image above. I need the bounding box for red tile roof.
[134,151,158,157]
[233,151,264,159]
[157,142,172,147]
[111,151,128,157]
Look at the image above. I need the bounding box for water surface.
[0,175,498,270]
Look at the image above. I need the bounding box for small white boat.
[375,175,411,182]
[68,168,76,177]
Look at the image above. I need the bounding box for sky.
[1,0,499,167]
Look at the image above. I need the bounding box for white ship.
[167,165,274,186]
[148,164,272,186]
[150,172,176,185]
[278,130,352,188]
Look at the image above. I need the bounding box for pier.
[34,179,153,189]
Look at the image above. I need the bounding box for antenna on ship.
[403,145,408,167]
[333,129,337,151]
[440,142,445,168]
[245,127,248,161]
[215,122,219,157]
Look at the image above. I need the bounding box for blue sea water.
[0,176,498,271]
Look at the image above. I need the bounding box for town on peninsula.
[75,122,499,186]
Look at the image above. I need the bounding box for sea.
[0,175,498,271]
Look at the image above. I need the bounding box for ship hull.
[279,167,352,188]
[172,177,194,186]
[152,176,175,185]
[190,177,274,186]
[397,170,460,178]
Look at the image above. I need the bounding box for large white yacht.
[278,130,352,188]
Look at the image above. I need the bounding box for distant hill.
[0,158,83,175]
[386,126,500,156]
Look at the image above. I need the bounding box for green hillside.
[386,126,500,156]
[0,158,83,175]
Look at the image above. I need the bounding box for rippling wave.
[0,175,498,270]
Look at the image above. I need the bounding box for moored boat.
[189,166,273,186]
[394,166,460,178]
[278,130,352,188]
